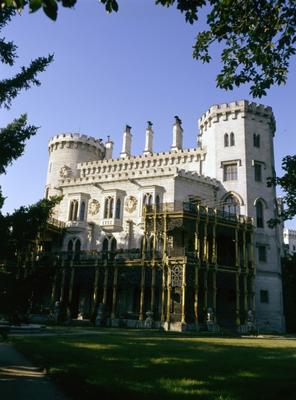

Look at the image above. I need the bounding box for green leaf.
[43,0,58,20]
[29,0,42,13]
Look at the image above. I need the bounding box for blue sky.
[0,0,295,228]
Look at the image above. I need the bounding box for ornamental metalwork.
[171,265,183,287]
[167,218,183,231]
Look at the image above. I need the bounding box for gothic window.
[143,193,153,206]
[230,132,235,146]
[115,198,121,219]
[79,201,86,221]
[258,245,267,262]
[69,200,78,221]
[223,194,240,215]
[75,239,81,253]
[110,237,117,252]
[104,196,114,218]
[253,134,260,148]
[224,133,229,147]
[256,200,264,228]
[260,290,269,303]
[254,163,262,181]
[67,239,73,252]
[223,163,237,181]
[155,194,160,210]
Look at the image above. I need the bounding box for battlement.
[198,100,275,132]
[48,133,105,152]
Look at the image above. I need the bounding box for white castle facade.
[45,100,285,332]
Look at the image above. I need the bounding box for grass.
[12,328,296,400]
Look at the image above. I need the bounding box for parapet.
[48,133,105,152]
[198,100,275,133]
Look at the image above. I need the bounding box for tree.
[0,7,53,207]
[1,0,295,98]
[268,155,296,227]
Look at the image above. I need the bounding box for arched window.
[224,133,229,147]
[253,134,260,148]
[69,200,78,221]
[75,239,81,253]
[79,201,86,221]
[115,198,121,219]
[222,194,240,215]
[230,132,235,146]
[256,201,264,228]
[67,239,73,252]
[110,238,117,252]
[143,193,153,206]
[155,194,160,211]
[104,196,114,218]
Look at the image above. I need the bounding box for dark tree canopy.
[0,7,53,206]
[1,0,295,97]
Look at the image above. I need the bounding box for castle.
[44,100,285,332]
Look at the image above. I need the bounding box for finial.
[107,135,110,142]
[174,115,182,125]
[147,121,153,129]
[126,124,132,132]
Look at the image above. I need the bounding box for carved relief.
[59,165,72,178]
[125,196,137,213]
[171,265,183,287]
[89,199,100,215]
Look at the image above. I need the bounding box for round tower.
[45,133,105,198]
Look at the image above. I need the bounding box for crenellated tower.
[198,100,285,332]
[46,133,105,198]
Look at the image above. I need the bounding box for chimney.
[104,135,114,160]
[171,116,183,151]
[120,125,132,158]
[143,121,153,156]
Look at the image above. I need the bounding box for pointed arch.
[221,192,244,215]
[224,133,229,147]
[230,132,235,146]
[79,201,86,221]
[115,198,121,219]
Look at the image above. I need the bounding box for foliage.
[267,155,296,226]
[1,1,296,97]
[281,253,296,332]
[13,332,296,400]
[0,7,53,206]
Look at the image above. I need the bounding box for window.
[260,290,269,303]
[224,133,229,147]
[143,193,153,206]
[223,164,237,181]
[258,245,267,262]
[253,134,260,148]
[293,245,296,252]
[230,132,235,146]
[104,196,114,218]
[79,201,86,221]
[69,200,78,221]
[222,194,240,215]
[254,163,262,181]
[155,194,160,210]
[115,198,121,219]
[256,201,264,228]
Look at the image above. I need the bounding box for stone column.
[194,262,199,323]
[111,267,118,319]
[235,272,241,326]
[181,263,187,324]
[161,265,167,322]
[139,266,146,320]
[212,269,217,322]
[102,267,108,305]
[151,267,156,314]
[166,267,172,323]
[92,267,100,315]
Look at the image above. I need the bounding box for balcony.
[65,220,88,232]
[101,218,122,232]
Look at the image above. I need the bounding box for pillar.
[166,267,172,323]
[151,267,156,314]
[111,267,118,319]
[59,268,66,303]
[235,272,241,326]
[92,267,100,315]
[139,266,145,320]
[102,267,108,305]
[235,226,240,267]
[181,263,187,324]
[161,265,166,322]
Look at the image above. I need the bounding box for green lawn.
[13,329,296,400]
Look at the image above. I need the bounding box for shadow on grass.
[13,330,296,400]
